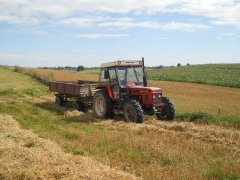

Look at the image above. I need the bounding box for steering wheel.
[127,77,133,83]
[126,78,136,86]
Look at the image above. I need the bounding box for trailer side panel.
[49,81,98,97]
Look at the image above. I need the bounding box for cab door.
[109,68,120,100]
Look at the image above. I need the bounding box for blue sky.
[0,0,240,67]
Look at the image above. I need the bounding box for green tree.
[77,65,85,71]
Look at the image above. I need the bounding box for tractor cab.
[93,58,175,123]
[99,60,145,87]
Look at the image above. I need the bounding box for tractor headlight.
[153,94,156,100]
[153,94,161,101]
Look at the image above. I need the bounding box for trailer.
[49,80,98,112]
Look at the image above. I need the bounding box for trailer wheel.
[123,100,143,123]
[74,101,87,113]
[55,95,64,106]
[93,90,113,119]
[156,97,175,120]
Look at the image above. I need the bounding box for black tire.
[144,106,155,116]
[93,90,113,119]
[74,101,88,112]
[156,97,175,120]
[123,100,143,123]
[55,95,64,106]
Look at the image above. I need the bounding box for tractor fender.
[106,85,114,101]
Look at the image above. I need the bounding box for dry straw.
[0,114,137,179]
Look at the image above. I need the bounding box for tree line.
[38,65,86,71]
[38,62,190,71]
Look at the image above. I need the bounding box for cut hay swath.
[0,114,136,179]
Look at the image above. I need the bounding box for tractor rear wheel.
[156,97,175,120]
[93,90,113,119]
[123,100,143,123]
[55,95,64,106]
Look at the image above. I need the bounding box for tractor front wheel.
[156,97,175,120]
[123,100,143,123]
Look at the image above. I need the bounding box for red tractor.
[92,58,175,123]
[49,58,175,123]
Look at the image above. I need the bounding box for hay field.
[0,67,240,179]
[29,68,240,116]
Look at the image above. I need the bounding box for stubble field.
[0,67,239,179]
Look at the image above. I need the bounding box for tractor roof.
[100,60,142,68]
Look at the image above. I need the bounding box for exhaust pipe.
[142,57,148,87]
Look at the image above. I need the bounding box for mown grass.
[83,64,240,88]
[0,67,240,179]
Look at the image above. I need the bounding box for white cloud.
[0,0,239,29]
[99,20,209,31]
[220,33,235,37]
[217,32,240,39]
[64,33,129,39]
[0,53,23,59]
[61,17,95,27]
[0,28,47,35]
[174,1,240,27]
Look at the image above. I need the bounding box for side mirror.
[104,69,109,79]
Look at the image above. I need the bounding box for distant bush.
[176,111,240,128]
[77,65,85,71]
[14,66,24,73]
[38,66,77,71]
[27,71,54,85]
[14,67,54,85]
[176,112,214,122]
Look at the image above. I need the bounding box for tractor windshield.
[116,66,144,86]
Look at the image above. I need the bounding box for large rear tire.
[93,90,113,119]
[156,97,175,120]
[123,100,143,123]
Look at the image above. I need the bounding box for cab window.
[99,68,109,84]
[109,68,118,84]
